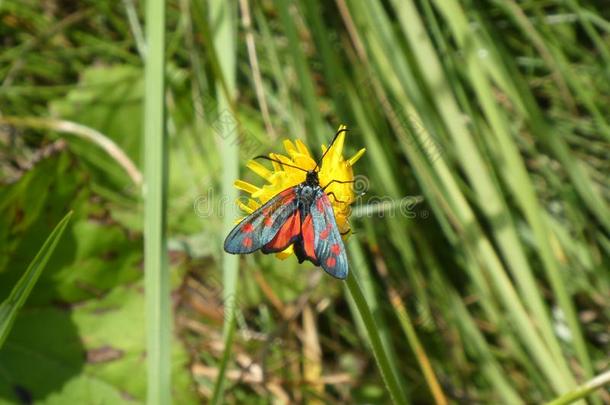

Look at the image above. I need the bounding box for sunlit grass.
[144,0,170,403]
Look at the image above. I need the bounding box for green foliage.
[0,153,141,305]
[49,65,144,192]
[0,283,197,404]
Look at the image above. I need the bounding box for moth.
[224,128,354,279]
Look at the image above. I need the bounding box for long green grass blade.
[206,0,238,402]
[0,211,73,349]
[547,370,610,405]
[143,0,170,402]
[210,314,237,405]
[274,0,325,145]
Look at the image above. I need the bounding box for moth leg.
[322,179,356,191]
[326,191,347,204]
[340,217,355,236]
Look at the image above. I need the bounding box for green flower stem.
[345,271,409,405]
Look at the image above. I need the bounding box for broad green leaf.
[0,282,197,404]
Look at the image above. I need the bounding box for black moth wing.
[223,188,298,254]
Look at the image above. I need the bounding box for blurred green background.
[0,0,609,404]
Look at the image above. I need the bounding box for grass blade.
[206,0,239,402]
[274,0,325,145]
[0,211,73,349]
[143,0,170,402]
[210,315,237,405]
[547,370,610,405]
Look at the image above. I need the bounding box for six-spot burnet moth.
[223,127,357,279]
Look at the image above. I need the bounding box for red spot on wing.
[264,216,273,227]
[331,243,341,255]
[302,214,316,260]
[320,224,331,240]
[326,257,336,268]
[242,223,254,233]
[316,197,325,213]
[265,210,301,251]
[243,237,252,248]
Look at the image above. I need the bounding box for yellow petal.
[348,148,366,166]
[295,139,312,157]
[283,139,296,155]
[237,199,254,214]
[321,125,347,157]
[331,127,346,160]
[269,153,294,172]
[292,153,316,171]
[247,198,260,210]
[234,179,259,194]
[275,245,294,260]
[251,188,268,201]
[268,153,284,172]
[286,140,310,163]
[272,153,296,169]
[246,160,272,179]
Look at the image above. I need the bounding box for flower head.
[234,124,366,259]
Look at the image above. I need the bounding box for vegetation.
[0,0,608,403]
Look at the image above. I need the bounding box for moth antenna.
[254,155,309,172]
[315,127,348,171]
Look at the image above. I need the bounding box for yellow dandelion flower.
[234,124,366,260]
